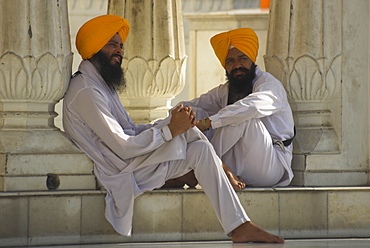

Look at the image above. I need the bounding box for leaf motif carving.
[156,56,178,97]
[32,53,63,101]
[0,52,27,100]
[124,56,185,98]
[267,54,340,102]
[290,56,322,101]
[125,57,152,98]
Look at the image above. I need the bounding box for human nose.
[115,47,122,55]
[232,59,243,69]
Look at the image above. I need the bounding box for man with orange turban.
[63,16,284,243]
[181,28,295,189]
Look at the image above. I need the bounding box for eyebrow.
[108,40,123,48]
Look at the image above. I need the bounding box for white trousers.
[133,138,250,235]
[166,139,250,235]
[192,106,290,187]
[210,119,288,187]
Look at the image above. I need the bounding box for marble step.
[1,186,369,247]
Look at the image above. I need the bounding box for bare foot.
[222,163,246,190]
[231,221,284,243]
[161,170,198,189]
[226,173,246,190]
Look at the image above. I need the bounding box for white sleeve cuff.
[160,125,173,142]
[209,115,221,129]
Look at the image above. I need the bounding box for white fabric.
[181,67,295,187]
[63,60,250,237]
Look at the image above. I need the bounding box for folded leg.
[210,119,286,187]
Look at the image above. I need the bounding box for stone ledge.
[2,185,369,197]
[1,186,369,247]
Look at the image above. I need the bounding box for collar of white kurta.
[78,60,114,93]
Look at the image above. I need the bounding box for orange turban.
[210,28,259,68]
[76,15,130,60]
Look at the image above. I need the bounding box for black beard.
[226,64,256,105]
[91,50,126,92]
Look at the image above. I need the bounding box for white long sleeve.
[182,67,294,141]
[69,86,171,161]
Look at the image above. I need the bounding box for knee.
[187,140,219,164]
[189,140,214,154]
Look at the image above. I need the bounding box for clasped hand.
[168,104,198,137]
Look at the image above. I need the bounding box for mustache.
[231,67,250,75]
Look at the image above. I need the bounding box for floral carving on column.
[0,0,72,130]
[123,56,186,99]
[265,0,342,154]
[289,55,339,101]
[109,0,187,123]
[0,53,70,102]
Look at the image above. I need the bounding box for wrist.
[206,118,211,129]
[201,118,211,131]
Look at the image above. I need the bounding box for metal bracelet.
[160,128,169,142]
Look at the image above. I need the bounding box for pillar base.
[293,127,340,154]
[0,130,95,192]
[290,154,369,186]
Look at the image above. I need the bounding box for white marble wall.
[265,0,369,186]
[0,0,95,192]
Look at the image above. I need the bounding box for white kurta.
[182,67,295,187]
[63,60,250,237]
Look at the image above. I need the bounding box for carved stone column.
[0,0,95,191]
[108,0,187,123]
[265,0,369,186]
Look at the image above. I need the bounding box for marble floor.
[27,239,370,248]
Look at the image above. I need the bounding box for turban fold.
[76,15,130,60]
[210,28,259,68]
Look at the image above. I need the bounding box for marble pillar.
[0,0,95,191]
[108,0,187,124]
[265,0,369,186]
